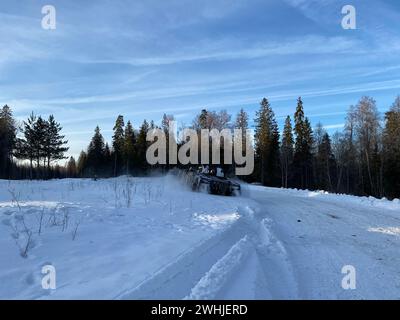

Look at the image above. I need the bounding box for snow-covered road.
[241,187,400,299]
[119,184,400,300]
[1,176,399,299]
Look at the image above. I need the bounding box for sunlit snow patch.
[368,227,400,237]
[0,201,60,209]
[193,212,240,229]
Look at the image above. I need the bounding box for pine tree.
[0,105,17,178]
[196,109,209,131]
[382,96,400,198]
[33,116,48,169]
[104,143,112,176]
[87,126,106,176]
[293,97,314,189]
[235,108,249,148]
[254,98,280,186]
[313,122,325,188]
[316,131,336,191]
[280,116,294,188]
[234,109,249,173]
[112,115,125,176]
[161,114,175,171]
[44,115,69,176]
[136,120,150,172]
[331,131,346,193]
[124,121,136,174]
[15,113,37,179]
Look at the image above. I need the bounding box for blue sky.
[1,0,400,159]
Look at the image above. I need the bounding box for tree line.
[0,95,399,199]
[252,96,400,199]
[0,106,69,179]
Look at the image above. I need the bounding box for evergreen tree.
[104,143,112,176]
[124,121,136,174]
[280,116,294,188]
[162,114,175,171]
[112,115,125,176]
[254,98,280,186]
[33,116,48,169]
[234,109,250,178]
[316,131,336,191]
[382,96,400,198]
[331,131,346,193]
[293,97,314,189]
[87,126,106,176]
[16,113,68,179]
[235,108,249,148]
[44,115,69,175]
[136,120,150,172]
[313,122,326,188]
[15,113,37,179]
[0,105,17,178]
[196,109,209,131]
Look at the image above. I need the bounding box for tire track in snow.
[117,204,299,300]
[253,217,299,299]
[185,236,251,300]
[216,206,299,299]
[116,218,249,299]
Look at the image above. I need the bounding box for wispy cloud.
[74,35,363,67]
[320,123,344,130]
[2,0,400,157]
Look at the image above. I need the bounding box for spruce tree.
[316,132,335,191]
[254,98,280,186]
[124,121,136,174]
[44,115,69,175]
[136,120,150,172]
[280,116,294,188]
[382,96,400,198]
[0,105,16,178]
[235,108,249,149]
[33,116,47,170]
[162,114,175,171]
[112,115,125,176]
[197,109,208,130]
[104,143,112,176]
[15,113,37,179]
[293,97,314,189]
[87,126,106,176]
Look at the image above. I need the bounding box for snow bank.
[247,184,400,212]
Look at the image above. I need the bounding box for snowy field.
[0,175,400,299]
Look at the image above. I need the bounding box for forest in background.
[0,95,399,199]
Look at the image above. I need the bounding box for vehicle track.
[116,217,250,299]
[117,204,298,300]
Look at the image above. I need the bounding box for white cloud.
[76,35,363,67]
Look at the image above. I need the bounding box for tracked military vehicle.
[183,166,241,196]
